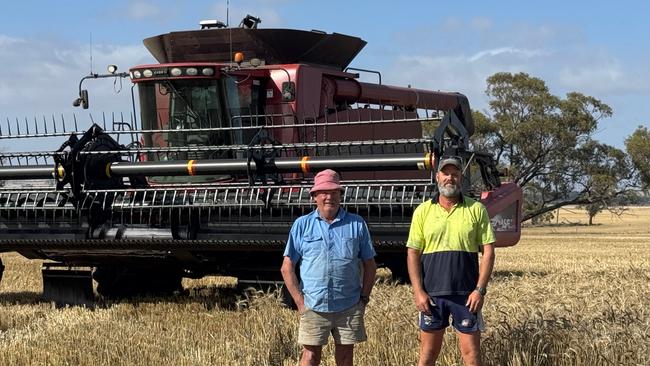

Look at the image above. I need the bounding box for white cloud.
[468,47,545,62]
[127,1,162,20]
[470,17,492,32]
[383,46,552,113]
[0,34,21,47]
[0,34,152,120]
[439,17,462,33]
[559,63,623,92]
[0,35,154,152]
[557,55,650,97]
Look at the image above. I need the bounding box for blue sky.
[0,0,648,150]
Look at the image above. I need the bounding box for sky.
[0,0,648,150]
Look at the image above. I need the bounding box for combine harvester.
[0,16,522,305]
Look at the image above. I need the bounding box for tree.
[575,141,638,224]
[625,126,650,188]
[472,72,638,222]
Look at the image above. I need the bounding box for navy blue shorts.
[419,294,485,333]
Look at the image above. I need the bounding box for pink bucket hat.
[310,169,343,193]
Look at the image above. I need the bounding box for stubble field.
[0,207,648,365]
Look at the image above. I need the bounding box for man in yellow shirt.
[407,157,496,366]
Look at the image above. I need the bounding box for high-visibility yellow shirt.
[407,195,495,295]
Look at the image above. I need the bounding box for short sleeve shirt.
[407,195,495,296]
[283,208,376,313]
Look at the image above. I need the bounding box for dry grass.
[0,207,648,365]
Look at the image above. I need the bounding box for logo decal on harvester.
[490,203,517,232]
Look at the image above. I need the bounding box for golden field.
[0,207,648,365]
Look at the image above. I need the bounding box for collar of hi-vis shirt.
[430,191,466,209]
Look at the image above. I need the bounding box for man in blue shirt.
[281,169,377,366]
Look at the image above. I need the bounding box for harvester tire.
[387,262,411,284]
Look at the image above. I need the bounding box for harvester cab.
[0,18,523,305]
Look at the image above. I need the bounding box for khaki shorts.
[298,302,367,346]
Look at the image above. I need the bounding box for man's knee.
[301,345,322,365]
[457,331,482,366]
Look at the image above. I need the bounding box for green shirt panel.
[406,196,496,254]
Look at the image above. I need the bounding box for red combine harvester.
[0,17,522,305]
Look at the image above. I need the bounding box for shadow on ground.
[0,291,46,306]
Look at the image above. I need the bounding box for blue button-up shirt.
[283,208,376,313]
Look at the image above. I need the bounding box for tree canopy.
[472,72,641,222]
[625,126,650,188]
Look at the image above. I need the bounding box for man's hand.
[280,256,308,314]
[414,289,432,315]
[465,290,484,313]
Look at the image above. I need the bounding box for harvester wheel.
[93,265,183,298]
[385,260,411,284]
[389,265,411,284]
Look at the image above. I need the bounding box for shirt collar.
[430,191,466,206]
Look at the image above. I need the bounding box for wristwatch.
[475,286,487,296]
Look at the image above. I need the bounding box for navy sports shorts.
[419,294,485,333]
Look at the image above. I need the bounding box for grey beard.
[438,183,460,198]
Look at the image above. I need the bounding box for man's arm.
[280,256,306,313]
[361,258,377,303]
[407,248,431,315]
[476,243,495,289]
[466,243,495,313]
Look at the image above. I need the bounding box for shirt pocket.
[301,234,323,258]
[336,237,359,260]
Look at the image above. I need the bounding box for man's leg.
[298,309,330,366]
[334,344,354,366]
[331,303,365,366]
[456,331,481,366]
[418,329,445,366]
[301,345,323,366]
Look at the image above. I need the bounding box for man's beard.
[438,183,460,198]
